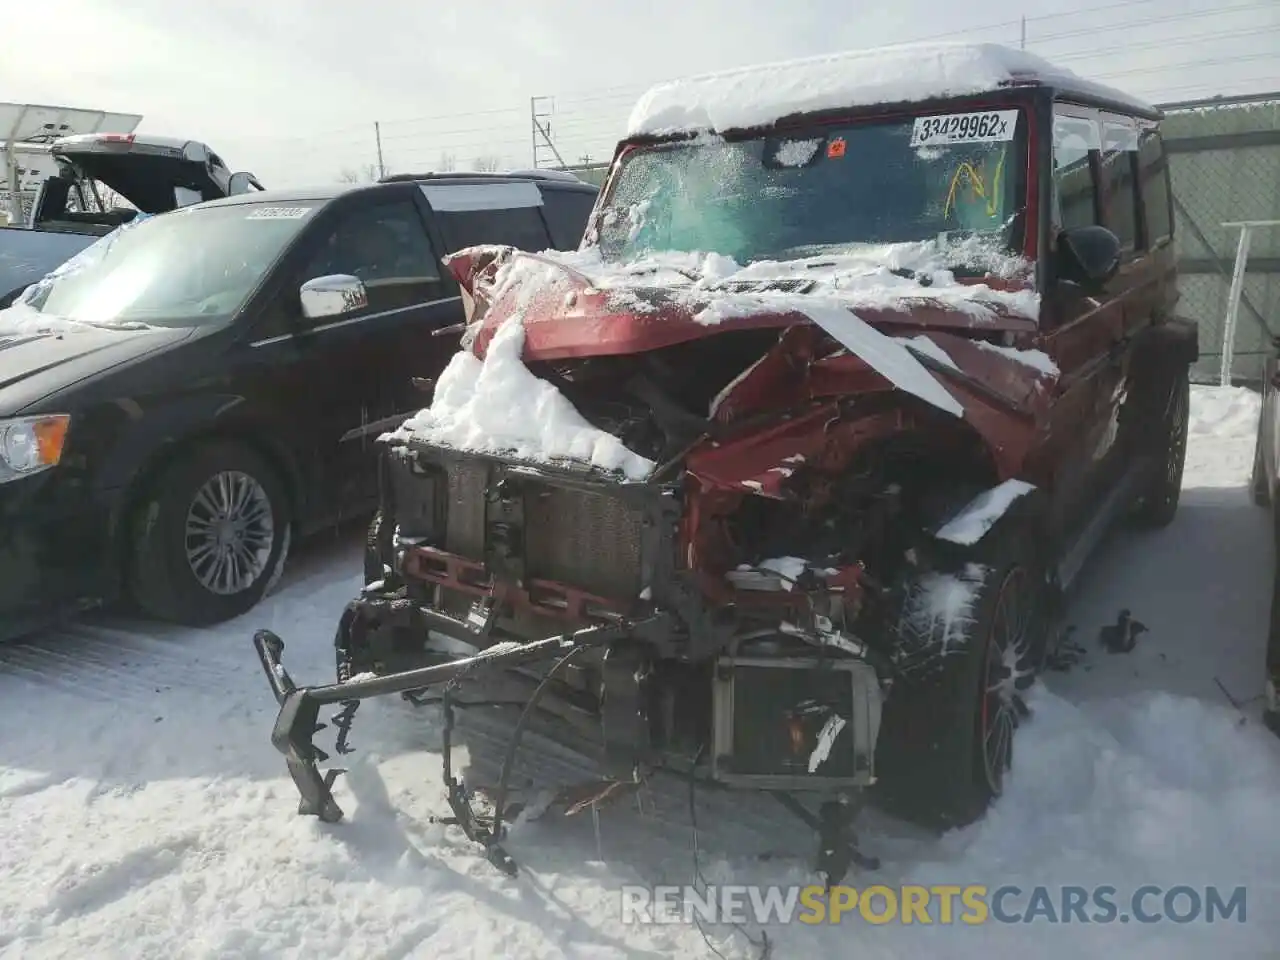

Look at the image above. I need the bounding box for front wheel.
[874,525,1047,828]
[128,442,292,625]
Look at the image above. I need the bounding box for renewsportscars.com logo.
[620,884,1248,926]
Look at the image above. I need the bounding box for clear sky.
[2,0,1276,188]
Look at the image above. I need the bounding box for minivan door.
[240,192,463,527]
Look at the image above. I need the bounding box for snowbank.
[626,42,1154,137]
[389,313,655,480]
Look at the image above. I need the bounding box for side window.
[1100,119,1139,251]
[1052,111,1100,232]
[436,207,552,255]
[1138,129,1172,247]
[422,181,553,255]
[540,188,598,249]
[297,198,443,319]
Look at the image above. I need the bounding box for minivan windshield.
[22,200,317,327]
[594,109,1027,271]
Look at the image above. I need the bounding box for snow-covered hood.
[447,240,1041,364]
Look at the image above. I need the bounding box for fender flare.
[1131,316,1199,373]
[96,394,307,558]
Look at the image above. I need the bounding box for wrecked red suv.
[253,42,1196,880]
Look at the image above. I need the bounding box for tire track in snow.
[0,620,256,706]
[356,695,822,871]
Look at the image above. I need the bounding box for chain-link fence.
[1158,92,1280,385]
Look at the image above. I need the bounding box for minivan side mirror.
[227,171,263,195]
[1056,225,1121,292]
[300,274,368,320]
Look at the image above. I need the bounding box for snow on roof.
[626,41,1156,138]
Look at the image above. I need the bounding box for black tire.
[128,441,292,625]
[1252,427,1271,507]
[874,519,1048,828]
[1131,365,1190,528]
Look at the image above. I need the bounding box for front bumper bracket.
[253,601,670,872]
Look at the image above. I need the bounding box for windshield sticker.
[826,137,847,159]
[910,110,1018,147]
[245,206,312,220]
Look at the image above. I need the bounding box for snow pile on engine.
[387,313,656,481]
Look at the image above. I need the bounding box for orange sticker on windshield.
[826,138,846,159]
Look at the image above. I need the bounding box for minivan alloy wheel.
[184,470,275,595]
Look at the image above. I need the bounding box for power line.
[244,0,1279,175]
[542,0,1280,113]
[249,0,1277,151]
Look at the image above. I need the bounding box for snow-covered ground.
[2,385,1278,959]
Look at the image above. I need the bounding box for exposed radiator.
[524,484,645,600]
[441,462,645,601]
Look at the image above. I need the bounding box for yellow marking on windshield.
[943,147,1007,221]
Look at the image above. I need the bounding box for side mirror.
[300,274,368,320]
[1056,225,1121,291]
[227,171,262,195]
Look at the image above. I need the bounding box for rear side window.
[1099,119,1139,251]
[541,188,597,249]
[1137,129,1172,246]
[421,181,553,255]
[437,206,551,255]
[1051,112,1099,232]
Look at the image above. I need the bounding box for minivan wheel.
[128,442,292,625]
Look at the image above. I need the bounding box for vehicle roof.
[625,41,1160,138]
[197,172,597,210]
[52,132,201,152]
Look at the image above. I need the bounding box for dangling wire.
[686,745,773,960]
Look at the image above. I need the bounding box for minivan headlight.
[0,414,71,481]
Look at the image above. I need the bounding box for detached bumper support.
[253,604,670,834]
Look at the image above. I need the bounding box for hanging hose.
[491,645,589,839]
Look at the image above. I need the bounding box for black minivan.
[0,172,598,638]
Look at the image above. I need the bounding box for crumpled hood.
[444,244,1059,434]
[445,242,1041,364]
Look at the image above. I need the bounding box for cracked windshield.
[596,111,1026,273]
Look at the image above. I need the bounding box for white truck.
[1,123,263,306]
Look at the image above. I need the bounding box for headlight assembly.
[0,414,71,482]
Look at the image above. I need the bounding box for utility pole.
[1020,16,1027,49]
[374,122,386,179]
[529,96,565,169]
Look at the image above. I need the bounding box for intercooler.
[433,459,647,602]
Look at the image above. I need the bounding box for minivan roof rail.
[377,169,587,185]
